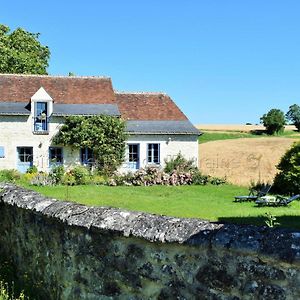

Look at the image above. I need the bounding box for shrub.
[49,165,65,184]
[22,172,36,183]
[30,172,54,186]
[273,142,300,195]
[191,171,210,185]
[91,175,107,185]
[26,165,38,174]
[69,166,90,185]
[164,153,196,173]
[260,109,286,135]
[0,170,21,182]
[286,104,300,131]
[209,176,227,185]
[61,172,76,186]
[109,167,195,186]
[62,172,76,186]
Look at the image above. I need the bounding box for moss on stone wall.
[0,183,300,299]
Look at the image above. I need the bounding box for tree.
[273,142,300,195]
[53,115,127,175]
[260,109,285,135]
[286,104,300,132]
[0,24,50,74]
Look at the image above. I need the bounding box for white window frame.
[147,143,160,164]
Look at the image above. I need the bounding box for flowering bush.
[164,153,196,173]
[30,172,55,186]
[109,167,194,186]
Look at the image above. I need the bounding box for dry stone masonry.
[0,183,300,299]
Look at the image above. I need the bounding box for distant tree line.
[260,104,300,135]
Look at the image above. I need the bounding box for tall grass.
[0,281,26,300]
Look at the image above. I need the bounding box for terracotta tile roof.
[0,74,115,104]
[0,74,190,122]
[115,92,188,121]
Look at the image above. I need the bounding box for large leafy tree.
[286,104,300,132]
[273,142,300,195]
[53,115,127,174]
[0,24,50,74]
[260,109,286,135]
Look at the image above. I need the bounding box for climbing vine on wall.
[53,115,127,174]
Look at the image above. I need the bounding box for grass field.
[24,184,300,229]
[198,129,300,144]
[197,124,297,132]
[198,131,255,144]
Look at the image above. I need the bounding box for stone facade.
[121,134,199,172]
[0,184,300,299]
[0,114,199,172]
[0,115,80,171]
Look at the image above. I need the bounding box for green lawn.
[24,184,300,229]
[198,130,300,144]
[198,131,254,143]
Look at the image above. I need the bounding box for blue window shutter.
[0,147,4,158]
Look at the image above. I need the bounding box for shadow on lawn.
[218,215,300,230]
[250,129,299,136]
[250,129,267,136]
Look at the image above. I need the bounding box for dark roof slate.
[0,102,30,115]
[53,104,120,116]
[126,120,200,135]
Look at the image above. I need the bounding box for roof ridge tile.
[0,73,111,80]
[115,91,166,95]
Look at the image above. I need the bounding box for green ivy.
[53,115,127,175]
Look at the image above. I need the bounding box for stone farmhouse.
[0,74,199,173]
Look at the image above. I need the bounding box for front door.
[17,147,33,173]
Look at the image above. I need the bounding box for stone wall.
[0,183,300,299]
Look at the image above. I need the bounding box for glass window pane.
[81,148,94,165]
[0,146,4,158]
[147,143,159,163]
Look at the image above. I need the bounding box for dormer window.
[34,102,48,132]
[31,87,53,134]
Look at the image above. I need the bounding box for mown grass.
[24,183,300,230]
[198,130,300,144]
[198,131,254,143]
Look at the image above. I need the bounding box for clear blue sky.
[1,1,300,124]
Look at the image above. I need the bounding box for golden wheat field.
[198,138,298,186]
[196,124,299,186]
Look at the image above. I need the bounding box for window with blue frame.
[34,102,48,132]
[0,146,4,158]
[147,143,160,164]
[80,148,94,166]
[128,144,140,169]
[49,147,63,166]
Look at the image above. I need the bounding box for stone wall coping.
[1,183,300,263]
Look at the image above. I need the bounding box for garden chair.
[256,194,300,207]
[234,184,272,202]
